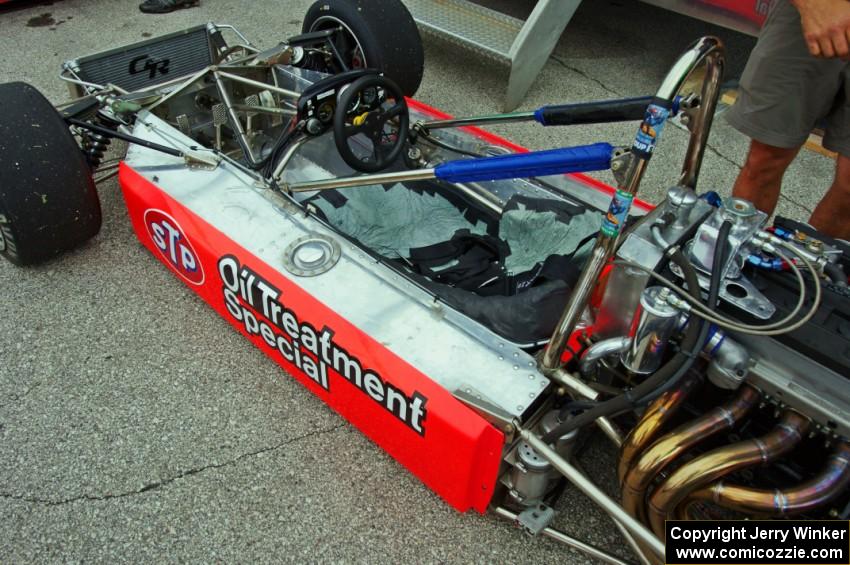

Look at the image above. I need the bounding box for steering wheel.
[333,74,408,173]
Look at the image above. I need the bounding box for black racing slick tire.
[0,82,101,266]
[303,0,425,97]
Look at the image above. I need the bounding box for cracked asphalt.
[0,0,836,563]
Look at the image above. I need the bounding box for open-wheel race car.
[2,1,849,563]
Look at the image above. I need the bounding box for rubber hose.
[542,221,733,443]
[633,220,731,405]
[542,247,705,443]
[824,262,847,287]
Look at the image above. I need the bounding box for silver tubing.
[232,104,296,117]
[679,48,725,189]
[579,336,632,376]
[541,36,725,371]
[519,427,666,559]
[211,23,255,48]
[551,368,624,447]
[288,169,437,193]
[656,36,724,103]
[541,245,607,368]
[454,182,504,215]
[420,112,536,130]
[271,136,311,183]
[147,66,212,111]
[570,460,654,565]
[492,507,632,565]
[59,68,106,93]
[612,517,653,565]
[215,70,300,99]
[213,70,259,166]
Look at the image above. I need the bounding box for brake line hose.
[543,221,733,444]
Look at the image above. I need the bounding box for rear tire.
[0,82,101,266]
[303,0,425,97]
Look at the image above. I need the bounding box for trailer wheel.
[303,0,424,97]
[0,82,101,266]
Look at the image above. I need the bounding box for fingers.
[820,35,836,58]
[806,30,849,58]
[831,26,850,58]
[842,27,850,61]
[807,34,822,57]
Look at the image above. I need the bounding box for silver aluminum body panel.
[124,112,558,421]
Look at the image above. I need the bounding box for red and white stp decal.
[144,209,205,285]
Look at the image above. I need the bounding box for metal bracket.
[454,385,518,441]
[517,503,556,536]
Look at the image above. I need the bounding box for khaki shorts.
[726,0,850,157]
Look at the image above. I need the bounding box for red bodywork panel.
[119,164,505,513]
[698,0,771,26]
[118,102,634,513]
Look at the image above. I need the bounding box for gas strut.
[417,95,677,131]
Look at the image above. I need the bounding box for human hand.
[792,0,850,58]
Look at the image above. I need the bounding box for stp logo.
[144,209,205,285]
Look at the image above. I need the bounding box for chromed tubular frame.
[647,409,810,538]
[578,336,632,376]
[215,69,300,99]
[146,66,214,111]
[541,36,725,370]
[686,440,850,517]
[232,103,297,117]
[288,169,437,192]
[271,136,311,183]
[213,70,261,166]
[493,507,633,565]
[551,368,624,447]
[678,50,724,189]
[419,112,536,130]
[517,424,666,559]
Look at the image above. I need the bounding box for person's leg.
[732,140,801,215]
[809,155,850,239]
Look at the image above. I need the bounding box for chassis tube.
[288,169,437,192]
[493,507,633,565]
[541,36,725,370]
[517,425,666,559]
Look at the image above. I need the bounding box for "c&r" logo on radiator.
[129,54,170,80]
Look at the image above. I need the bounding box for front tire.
[0,82,101,266]
[303,0,425,97]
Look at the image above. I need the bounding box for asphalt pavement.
[0,0,837,563]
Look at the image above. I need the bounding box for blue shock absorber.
[433,142,615,184]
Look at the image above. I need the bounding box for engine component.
[704,329,750,389]
[687,440,850,517]
[595,186,711,338]
[690,197,766,278]
[647,410,809,538]
[508,410,579,507]
[578,336,631,376]
[621,287,680,374]
[621,384,761,523]
[684,198,775,319]
[538,409,579,461]
[617,376,701,484]
[509,442,554,507]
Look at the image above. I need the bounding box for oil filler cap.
[282,234,341,277]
